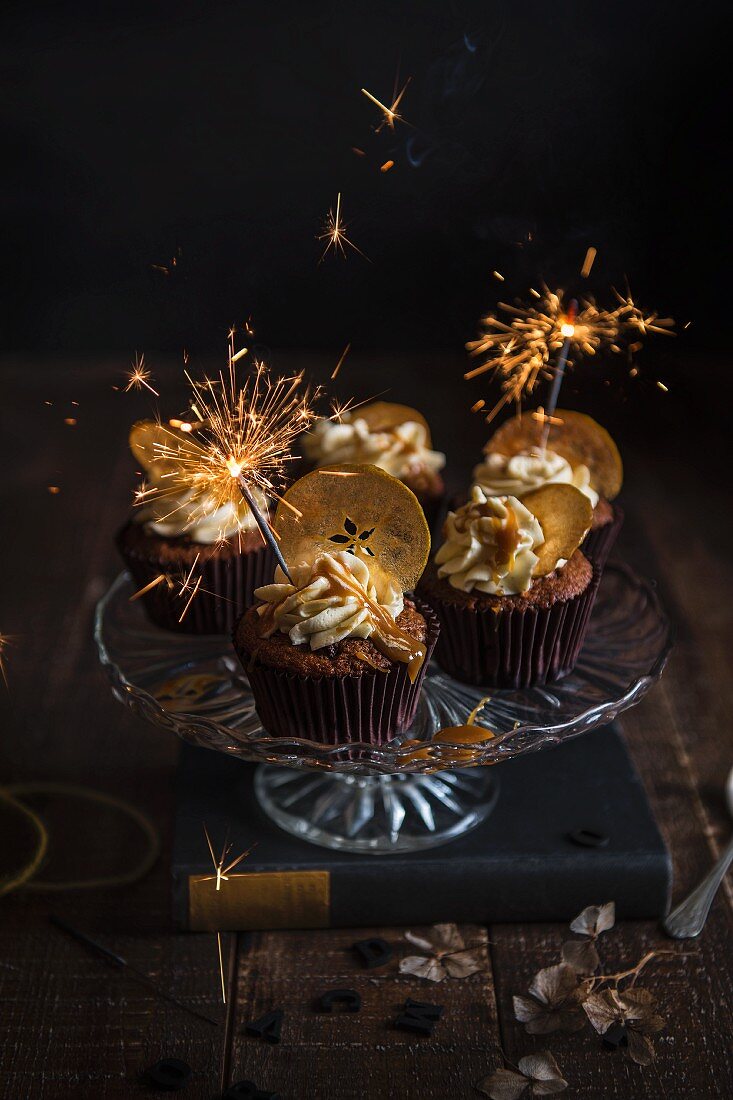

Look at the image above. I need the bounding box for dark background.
[1,0,729,362]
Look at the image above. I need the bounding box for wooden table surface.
[2,352,732,1099]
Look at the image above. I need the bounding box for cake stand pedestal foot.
[253,765,499,854]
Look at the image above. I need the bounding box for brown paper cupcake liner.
[234,601,440,745]
[427,568,601,689]
[581,503,624,570]
[117,527,275,635]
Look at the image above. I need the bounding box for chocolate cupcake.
[233,463,439,744]
[301,401,446,533]
[418,484,598,688]
[474,409,624,568]
[118,420,274,634]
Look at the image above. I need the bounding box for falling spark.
[683,321,692,330]
[331,343,352,381]
[202,824,255,891]
[466,284,675,422]
[150,245,182,277]
[492,271,505,282]
[580,247,597,278]
[48,486,60,494]
[129,574,167,601]
[64,418,77,426]
[202,824,256,1004]
[380,159,394,173]
[531,405,563,428]
[656,380,669,392]
[318,192,368,262]
[361,77,411,131]
[471,399,486,413]
[125,353,159,397]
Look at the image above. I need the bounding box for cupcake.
[473,409,623,568]
[301,401,446,531]
[418,483,598,688]
[233,463,439,744]
[117,420,274,634]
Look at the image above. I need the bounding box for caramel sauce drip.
[454,500,521,583]
[259,556,426,682]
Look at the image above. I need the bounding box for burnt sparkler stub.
[274,463,431,592]
[486,410,624,501]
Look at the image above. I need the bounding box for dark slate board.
[172,723,671,928]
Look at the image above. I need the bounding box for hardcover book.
[172,723,671,930]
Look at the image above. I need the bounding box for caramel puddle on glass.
[401,696,494,768]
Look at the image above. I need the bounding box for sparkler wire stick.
[236,476,292,582]
[541,299,578,451]
[50,916,219,1026]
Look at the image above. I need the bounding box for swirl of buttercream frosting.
[473,449,598,508]
[435,487,548,595]
[303,416,445,482]
[255,550,404,651]
[135,483,265,544]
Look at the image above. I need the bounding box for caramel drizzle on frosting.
[453,499,522,584]
[259,555,426,682]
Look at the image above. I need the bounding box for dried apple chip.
[486,409,623,500]
[129,419,194,478]
[274,463,431,591]
[356,401,432,445]
[522,483,593,575]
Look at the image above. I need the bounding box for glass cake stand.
[95,563,672,853]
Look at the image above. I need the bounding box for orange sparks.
[492,271,505,282]
[331,343,352,380]
[466,284,675,421]
[64,417,77,426]
[361,77,411,131]
[351,146,366,156]
[656,380,669,392]
[125,352,159,397]
[380,159,394,173]
[531,405,563,428]
[129,574,168,602]
[318,192,368,262]
[202,823,256,1004]
[471,399,486,413]
[580,247,597,278]
[47,486,60,494]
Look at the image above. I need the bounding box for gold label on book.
[188,870,331,931]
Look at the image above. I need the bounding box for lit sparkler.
[331,342,352,380]
[134,345,319,578]
[125,352,159,397]
[466,284,674,422]
[318,192,368,263]
[361,77,411,131]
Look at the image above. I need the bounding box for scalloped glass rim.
[95,563,672,774]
